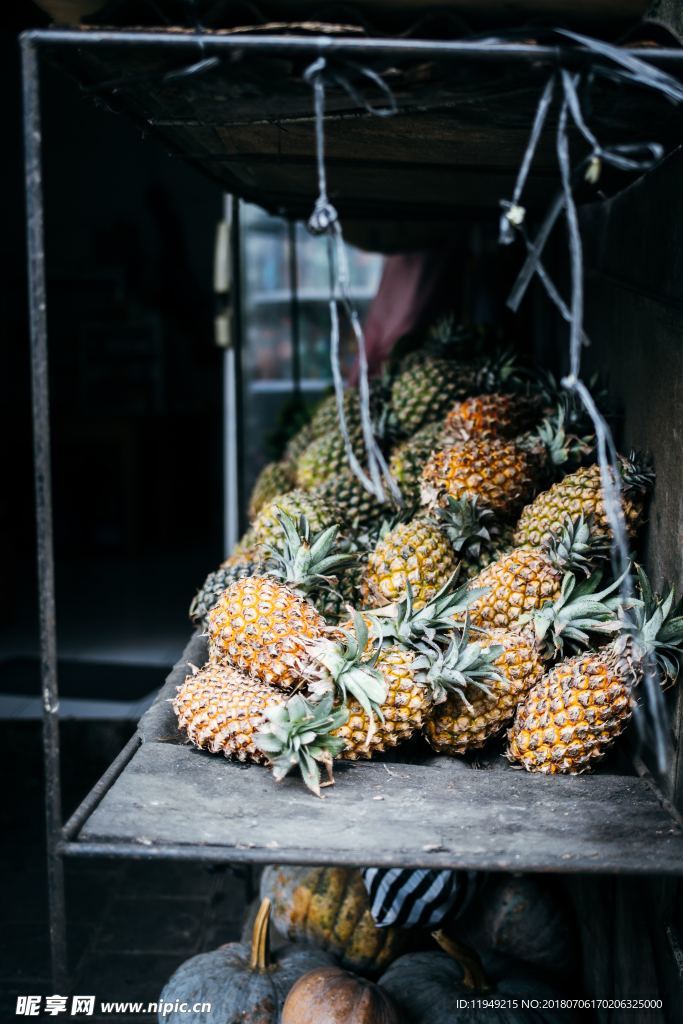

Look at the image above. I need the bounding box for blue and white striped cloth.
[362,867,483,929]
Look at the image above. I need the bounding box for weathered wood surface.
[43,30,683,221]
[80,735,683,873]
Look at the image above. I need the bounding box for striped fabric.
[362,867,483,929]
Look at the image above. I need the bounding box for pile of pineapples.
[176,317,682,795]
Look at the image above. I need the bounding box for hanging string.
[499,43,683,773]
[499,74,555,246]
[304,56,401,504]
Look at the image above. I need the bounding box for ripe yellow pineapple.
[360,515,459,610]
[508,568,683,774]
[444,392,541,442]
[421,438,538,519]
[174,663,286,764]
[466,515,602,630]
[208,514,355,688]
[424,569,624,755]
[333,644,433,760]
[208,575,327,689]
[360,497,507,609]
[513,452,654,548]
[424,627,544,755]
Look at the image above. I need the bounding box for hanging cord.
[304,56,401,503]
[499,41,683,772]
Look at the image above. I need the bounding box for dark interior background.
[0,6,224,692]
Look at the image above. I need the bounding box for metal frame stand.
[21,34,68,991]
[20,25,683,994]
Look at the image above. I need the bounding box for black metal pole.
[20,28,683,68]
[21,35,68,993]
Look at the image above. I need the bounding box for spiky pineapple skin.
[424,628,544,754]
[444,392,540,441]
[315,468,394,534]
[507,646,632,774]
[284,421,314,465]
[309,390,360,440]
[513,462,645,548]
[421,439,537,519]
[208,576,327,689]
[467,548,562,630]
[389,421,448,506]
[251,490,343,553]
[360,516,458,609]
[190,559,268,627]
[335,645,431,759]
[174,664,285,764]
[390,358,477,436]
[248,461,296,521]
[296,428,366,490]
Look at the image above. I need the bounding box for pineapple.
[359,497,509,610]
[424,570,623,755]
[207,515,355,689]
[421,407,593,521]
[508,568,683,774]
[307,620,430,760]
[421,437,538,519]
[466,515,603,630]
[250,489,344,553]
[248,461,295,521]
[296,428,367,490]
[190,556,268,628]
[220,530,260,569]
[360,515,459,610]
[174,662,286,764]
[284,421,314,465]
[444,392,541,442]
[424,627,543,755]
[390,359,478,436]
[315,467,397,534]
[513,452,654,548]
[388,421,450,506]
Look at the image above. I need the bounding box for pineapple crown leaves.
[266,510,357,593]
[620,451,655,494]
[530,568,630,660]
[524,405,594,470]
[255,693,349,797]
[542,513,610,576]
[434,496,495,557]
[305,612,387,746]
[412,623,506,706]
[619,566,683,687]
[370,575,487,648]
[473,347,523,394]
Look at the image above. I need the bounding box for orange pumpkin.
[261,865,406,975]
[282,966,398,1024]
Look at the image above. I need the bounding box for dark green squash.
[380,933,575,1024]
[158,898,334,1023]
[260,864,406,975]
[453,874,577,977]
[282,965,399,1024]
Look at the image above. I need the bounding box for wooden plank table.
[69,635,683,875]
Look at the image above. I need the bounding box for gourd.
[453,874,577,977]
[380,933,572,1024]
[282,965,399,1024]
[260,865,406,974]
[158,898,334,1023]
